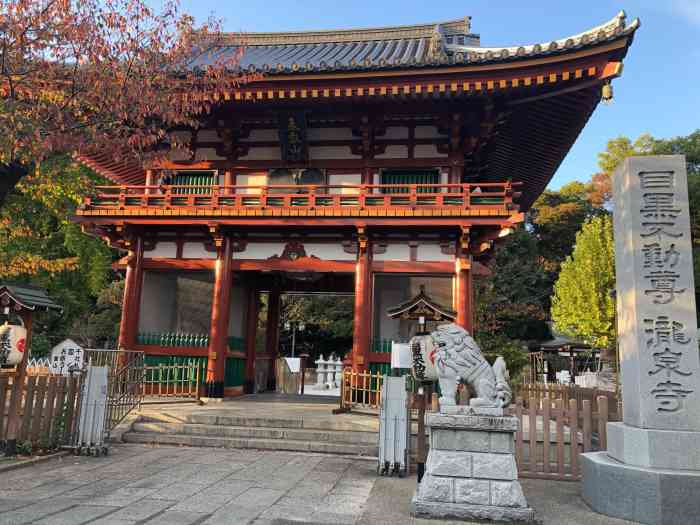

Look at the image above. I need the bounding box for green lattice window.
[171,171,217,194]
[380,169,439,194]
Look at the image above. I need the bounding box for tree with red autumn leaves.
[0,0,245,205]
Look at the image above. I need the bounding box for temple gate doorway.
[246,272,355,394]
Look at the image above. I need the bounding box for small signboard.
[391,342,412,369]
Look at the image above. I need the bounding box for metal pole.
[299,353,309,396]
[291,325,296,358]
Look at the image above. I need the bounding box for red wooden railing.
[80,182,521,212]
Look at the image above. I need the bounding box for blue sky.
[178,0,700,190]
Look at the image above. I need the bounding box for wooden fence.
[515,383,621,421]
[511,395,611,481]
[0,373,81,449]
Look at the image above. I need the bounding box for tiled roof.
[387,285,456,320]
[191,11,639,75]
[0,283,63,312]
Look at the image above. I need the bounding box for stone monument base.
[410,412,538,524]
[411,496,538,523]
[581,451,700,525]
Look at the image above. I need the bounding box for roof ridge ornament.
[427,25,448,62]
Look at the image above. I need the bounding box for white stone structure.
[315,355,326,388]
[324,356,335,387]
[582,156,700,525]
[333,357,343,388]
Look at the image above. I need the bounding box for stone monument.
[582,156,700,525]
[409,323,537,523]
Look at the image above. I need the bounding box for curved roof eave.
[191,11,639,77]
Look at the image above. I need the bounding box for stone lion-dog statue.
[410,323,512,409]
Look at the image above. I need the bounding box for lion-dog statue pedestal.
[409,324,538,523]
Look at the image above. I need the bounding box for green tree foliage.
[0,156,118,354]
[596,131,700,314]
[475,333,530,384]
[475,227,550,341]
[275,294,354,361]
[551,215,616,351]
[529,180,607,270]
[597,134,655,175]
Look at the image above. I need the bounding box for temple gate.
[73,13,638,398]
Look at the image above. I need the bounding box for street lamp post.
[284,321,305,358]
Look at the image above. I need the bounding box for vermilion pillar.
[244,286,259,394]
[351,233,372,370]
[455,255,474,334]
[205,236,233,397]
[118,234,144,351]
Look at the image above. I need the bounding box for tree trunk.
[0,162,29,206]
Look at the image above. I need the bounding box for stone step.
[131,421,378,445]
[140,412,379,433]
[123,429,378,457]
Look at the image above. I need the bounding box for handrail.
[91,181,520,193]
[81,181,521,212]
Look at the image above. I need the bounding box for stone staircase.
[122,410,379,457]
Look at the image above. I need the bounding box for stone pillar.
[411,412,536,522]
[582,156,700,525]
[205,235,233,398]
[118,234,144,352]
[351,229,372,370]
[455,256,473,334]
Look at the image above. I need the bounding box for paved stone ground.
[0,444,636,525]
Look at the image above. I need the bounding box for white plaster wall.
[234,242,286,260]
[194,148,226,161]
[240,129,278,142]
[328,173,361,194]
[374,275,454,342]
[236,173,268,194]
[417,244,453,262]
[414,144,447,158]
[145,242,177,258]
[182,243,216,259]
[307,127,354,140]
[373,244,410,261]
[227,282,246,337]
[309,146,360,160]
[414,125,445,139]
[374,275,405,341]
[240,147,281,161]
[139,272,177,332]
[375,145,408,159]
[304,243,356,261]
[384,126,409,139]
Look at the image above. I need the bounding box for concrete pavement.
[0,444,637,525]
